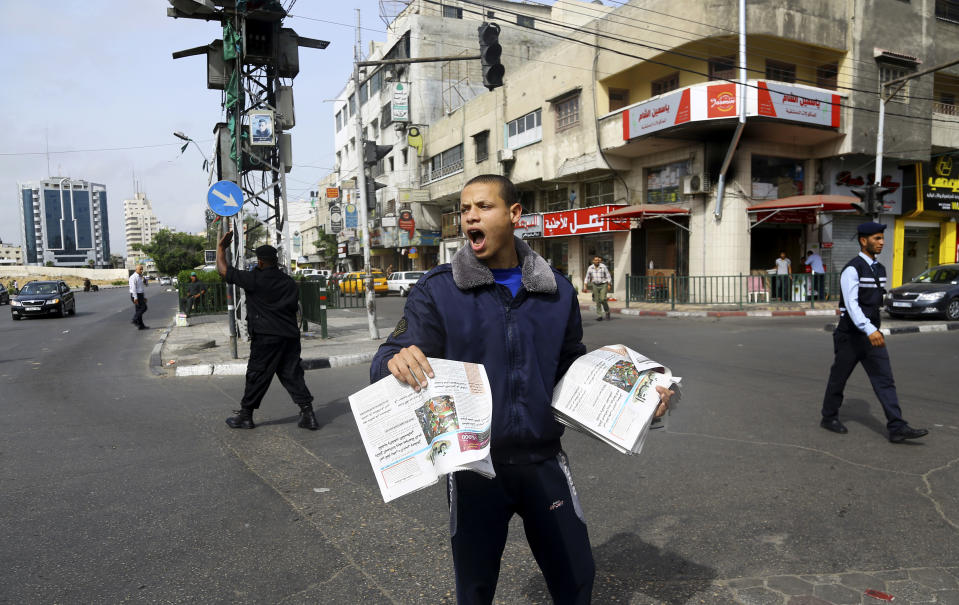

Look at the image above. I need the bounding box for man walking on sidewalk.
[216,231,318,431]
[585,255,612,321]
[129,264,149,330]
[820,222,927,443]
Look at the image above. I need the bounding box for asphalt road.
[1,288,957,604]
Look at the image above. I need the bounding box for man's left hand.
[654,386,672,418]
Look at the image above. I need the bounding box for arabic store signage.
[543,205,630,237]
[623,80,842,141]
[923,156,959,212]
[514,213,543,239]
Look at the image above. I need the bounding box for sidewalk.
[578,291,843,318]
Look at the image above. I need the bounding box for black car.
[11,280,76,320]
[0,286,9,305]
[884,263,959,321]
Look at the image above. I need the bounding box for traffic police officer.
[216,230,318,431]
[820,222,928,443]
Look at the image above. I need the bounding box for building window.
[487,10,495,18]
[816,63,838,89]
[709,56,736,81]
[766,60,796,83]
[584,179,615,206]
[348,94,356,116]
[335,110,343,132]
[426,144,464,183]
[517,14,535,28]
[936,0,959,22]
[442,4,463,18]
[555,94,580,130]
[381,102,393,127]
[370,119,378,138]
[546,187,569,212]
[646,161,689,204]
[608,88,629,111]
[370,69,383,95]
[878,63,912,103]
[360,80,369,104]
[651,72,679,97]
[751,155,805,199]
[389,157,395,172]
[473,130,489,162]
[402,148,408,165]
[506,108,542,150]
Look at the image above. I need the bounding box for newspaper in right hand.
[551,345,680,455]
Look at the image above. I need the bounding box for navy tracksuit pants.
[448,451,595,605]
[821,329,906,431]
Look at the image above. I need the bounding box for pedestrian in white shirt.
[584,256,612,321]
[772,251,791,301]
[129,264,149,330]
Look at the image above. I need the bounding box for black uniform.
[821,254,905,431]
[225,265,313,412]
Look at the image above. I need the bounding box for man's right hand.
[387,345,434,392]
[218,230,233,249]
[868,330,885,347]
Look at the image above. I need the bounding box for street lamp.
[173,131,209,170]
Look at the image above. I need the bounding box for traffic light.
[366,179,387,211]
[850,184,893,217]
[478,23,504,90]
[363,140,392,167]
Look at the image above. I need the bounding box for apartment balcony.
[421,160,464,186]
[932,102,959,148]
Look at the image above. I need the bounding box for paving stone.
[734,586,785,605]
[885,580,937,602]
[812,582,860,604]
[837,572,885,592]
[728,578,765,589]
[934,589,959,605]
[908,568,959,590]
[766,576,815,596]
[785,597,832,605]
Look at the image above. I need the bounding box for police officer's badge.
[391,317,408,339]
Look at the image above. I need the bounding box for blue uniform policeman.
[820,222,928,443]
[372,175,671,604]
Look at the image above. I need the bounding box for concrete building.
[328,0,609,272]
[0,240,23,265]
[409,0,958,300]
[123,192,161,270]
[18,177,111,267]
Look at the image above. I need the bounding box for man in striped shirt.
[584,256,611,321]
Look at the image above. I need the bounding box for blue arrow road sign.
[207,180,244,217]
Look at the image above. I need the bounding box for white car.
[387,271,426,297]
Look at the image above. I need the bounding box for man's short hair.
[255,244,278,264]
[464,174,518,209]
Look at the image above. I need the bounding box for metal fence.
[625,272,842,310]
[179,282,228,316]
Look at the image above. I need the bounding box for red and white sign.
[326,187,340,199]
[622,89,691,140]
[756,81,840,128]
[543,205,630,237]
[707,83,737,119]
[514,213,543,239]
[398,209,415,237]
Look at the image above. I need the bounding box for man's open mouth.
[467,228,486,250]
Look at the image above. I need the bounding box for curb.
[150,323,175,376]
[823,322,959,335]
[603,305,840,319]
[173,350,377,377]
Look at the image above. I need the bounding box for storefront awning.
[747,195,860,229]
[599,204,690,219]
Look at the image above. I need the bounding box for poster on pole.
[249,110,276,146]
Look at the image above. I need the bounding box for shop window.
[546,188,569,212]
[646,161,689,204]
[608,88,629,111]
[584,179,614,206]
[709,56,736,81]
[816,63,838,90]
[473,130,489,162]
[751,155,804,200]
[766,60,796,83]
[651,72,679,97]
[555,94,580,130]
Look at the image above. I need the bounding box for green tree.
[312,228,338,264]
[109,254,125,269]
[135,229,206,276]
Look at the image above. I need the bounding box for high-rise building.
[123,192,161,269]
[17,177,111,267]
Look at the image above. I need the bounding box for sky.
[0,1,396,256]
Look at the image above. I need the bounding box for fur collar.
[451,236,557,294]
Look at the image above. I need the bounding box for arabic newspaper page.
[349,358,495,503]
[552,345,678,455]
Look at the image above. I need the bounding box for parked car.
[387,271,426,297]
[0,287,9,305]
[339,271,389,295]
[11,280,76,320]
[158,276,172,286]
[885,263,959,321]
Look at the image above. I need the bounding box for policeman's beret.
[857,222,886,236]
[255,244,278,260]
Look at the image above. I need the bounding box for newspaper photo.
[349,359,495,503]
[552,345,680,455]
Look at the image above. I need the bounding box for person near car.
[804,250,826,301]
[584,255,612,321]
[216,231,318,431]
[181,272,207,314]
[129,265,148,330]
[370,174,671,604]
[820,222,928,443]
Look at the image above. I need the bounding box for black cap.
[857,221,886,236]
[255,244,278,260]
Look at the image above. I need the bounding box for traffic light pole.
[353,16,378,340]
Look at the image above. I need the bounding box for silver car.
[387,271,426,297]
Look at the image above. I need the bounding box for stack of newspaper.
[551,345,678,455]
[348,359,495,503]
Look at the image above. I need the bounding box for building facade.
[18,177,111,268]
[123,192,161,270]
[0,240,23,265]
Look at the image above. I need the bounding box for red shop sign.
[543,205,630,237]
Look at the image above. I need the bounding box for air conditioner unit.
[682,173,710,195]
[497,148,514,163]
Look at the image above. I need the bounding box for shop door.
[583,236,614,279]
[750,225,804,273]
[903,227,941,282]
[545,240,570,278]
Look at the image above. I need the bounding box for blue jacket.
[370,237,586,464]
